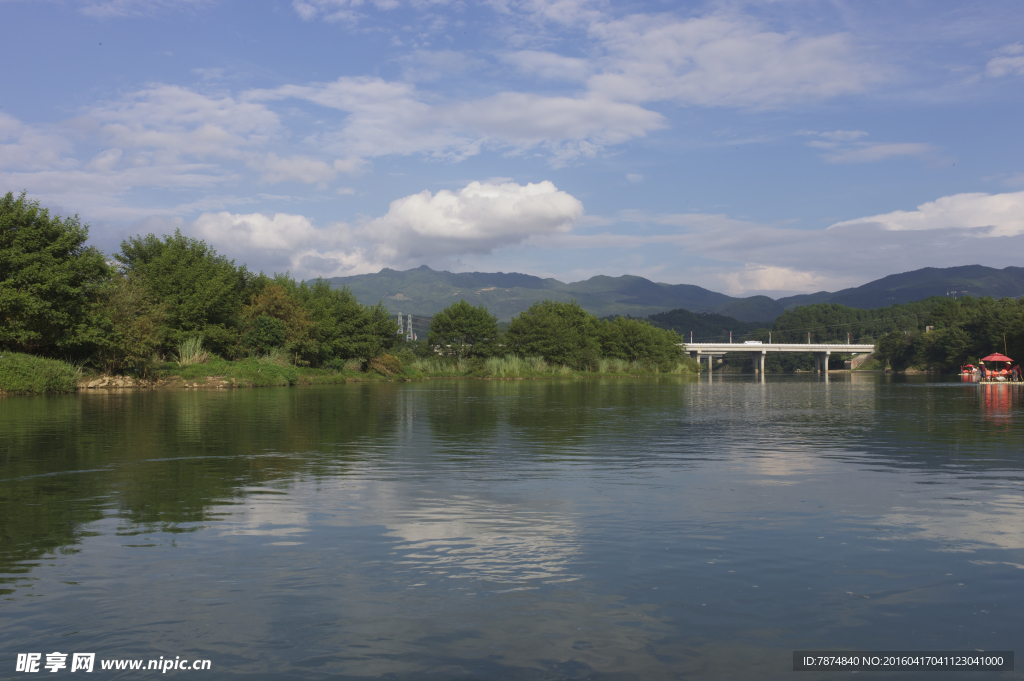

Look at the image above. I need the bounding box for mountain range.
[322,264,1024,323]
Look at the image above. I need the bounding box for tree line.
[743,298,1024,372]
[2,192,688,375]
[424,299,686,371]
[1,192,397,374]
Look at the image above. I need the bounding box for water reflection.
[2,376,1023,679]
[978,383,1020,425]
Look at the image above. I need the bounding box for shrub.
[366,354,403,376]
[0,353,79,394]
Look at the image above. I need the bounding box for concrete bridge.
[682,343,876,374]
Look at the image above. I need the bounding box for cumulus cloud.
[831,191,1024,237]
[718,265,829,297]
[366,180,583,261]
[189,210,383,276]
[182,180,584,277]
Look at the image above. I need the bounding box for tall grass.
[483,355,579,377]
[0,353,79,394]
[175,336,209,367]
[409,356,468,375]
[484,355,529,377]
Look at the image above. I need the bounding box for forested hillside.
[646,308,767,342]
[729,297,1024,372]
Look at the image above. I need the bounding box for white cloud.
[366,180,584,260]
[190,210,384,276]
[78,0,211,17]
[542,193,1024,294]
[291,0,403,23]
[254,76,665,165]
[181,180,584,277]
[824,142,934,163]
[401,49,485,82]
[626,173,643,184]
[986,43,1024,77]
[588,14,881,109]
[193,211,324,251]
[92,85,279,162]
[800,130,935,164]
[831,191,1024,237]
[248,153,365,185]
[0,112,75,171]
[718,265,829,297]
[501,50,592,81]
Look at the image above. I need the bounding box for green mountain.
[777,265,1024,310]
[322,266,783,322]
[321,264,1024,324]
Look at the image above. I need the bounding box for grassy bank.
[402,354,701,379]
[0,353,80,394]
[4,351,700,394]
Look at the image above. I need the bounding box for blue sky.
[2,0,1023,297]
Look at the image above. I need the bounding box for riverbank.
[1,353,702,395]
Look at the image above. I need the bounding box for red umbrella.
[963,364,975,368]
[981,353,1013,363]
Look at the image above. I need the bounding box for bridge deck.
[682,343,874,353]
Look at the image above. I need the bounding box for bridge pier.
[813,351,832,373]
[751,350,766,374]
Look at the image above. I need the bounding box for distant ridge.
[320,264,1024,322]
[777,265,1024,310]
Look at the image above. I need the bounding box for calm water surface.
[1,375,1022,679]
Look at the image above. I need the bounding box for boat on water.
[965,353,1024,383]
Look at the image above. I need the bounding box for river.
[1,375,1021,679]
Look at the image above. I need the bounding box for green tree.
[93,275,166,375]
[506,300,600,369]
[289,279,398,362]
[115,230,254,355]
[243,315,287,355]
[0,192,109,355]
[242,281,315,361]
[876,330,915,371]
[427,299,501,358]
[598,316,682,370]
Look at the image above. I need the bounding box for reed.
[175,336,209,367]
